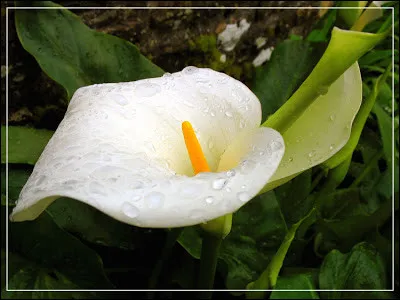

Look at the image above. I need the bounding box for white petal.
[10,67,284,228]
[11,129,284,228]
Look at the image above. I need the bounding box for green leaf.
[319,242,389,299]
[1,126,53,165]
[338,1,368,28]
[270,273,319,299]
[15,1,164,99]
[1,165,32,206]
[246,208,315,299]
[373,103,394,164]
[317,193,392,252]
[47,198,136,250]
[306,9,337,43]
[2,250,98,299]
[274,170,313,225]
[251,40,324,122]
[8,208,113,289]
[178,192,288,290]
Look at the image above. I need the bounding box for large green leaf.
[2,250,98,299]
[47,198,136,250]
[246,208,315,298]
[1,165,32,206]
[270,273,319,299]
[178,192,287,290]
[251,40,324,122]
[8,208,113,289]
[274,170,313,225]
[319,242,389,299]
[1,126,53,165]
[317,190,392,252]
[15,1,164,99]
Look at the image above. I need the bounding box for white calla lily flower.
[10,67,285,228]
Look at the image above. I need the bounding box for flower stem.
[197,233,222,297]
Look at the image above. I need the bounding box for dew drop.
[122,202,140,218]
[239,120,246,129]
[210,111,216,117]
[135,82,162,97]
[241,184,247,189]
[131,194,142,202]
[259,151,265,156]
[329,114,336,121]
[329,144,335,150]
[183,66,198,74]
[270,140,283,151]
[288,157,293,162]
[36,175,47,185]
[212,178,228,190]
[237,192,250,202]
[226,170,236,177]
[240,160,256,174]
[208,138,214,149]
[145,192,165,209]
[189,209,204,220]
[225,111,233,118]
[308,150,316,158]
[89,182,107,196]
[183,100,194,107]
[114,94,129,106]
[205,196,215,204]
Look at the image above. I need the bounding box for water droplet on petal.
[145,192,165,209]
[183,66,198,74]
[36,175,47,185]
[240,160,256,174]
[329,144,335,150]
[270,140,283,151]
[89,182,107,196]
[241,184,247,189]
[329,114,336,121]
[288,157,293,162]
[210,111,216,117]
[237,192,250,202]
[212,178,228,190]
[205,196,215,204]
[122,202,140,218]
[135,82,161,97]
[226,170,236,177]
[225,111,233,118]
[308,150,316,158]
[131,194,142,202]
[239,120,246,129]
[114,94,129,106]
[208,138,214,150]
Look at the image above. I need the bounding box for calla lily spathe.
[10,67,285,228]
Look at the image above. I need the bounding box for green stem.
[197,233,222,297]
[310,168,327,192]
